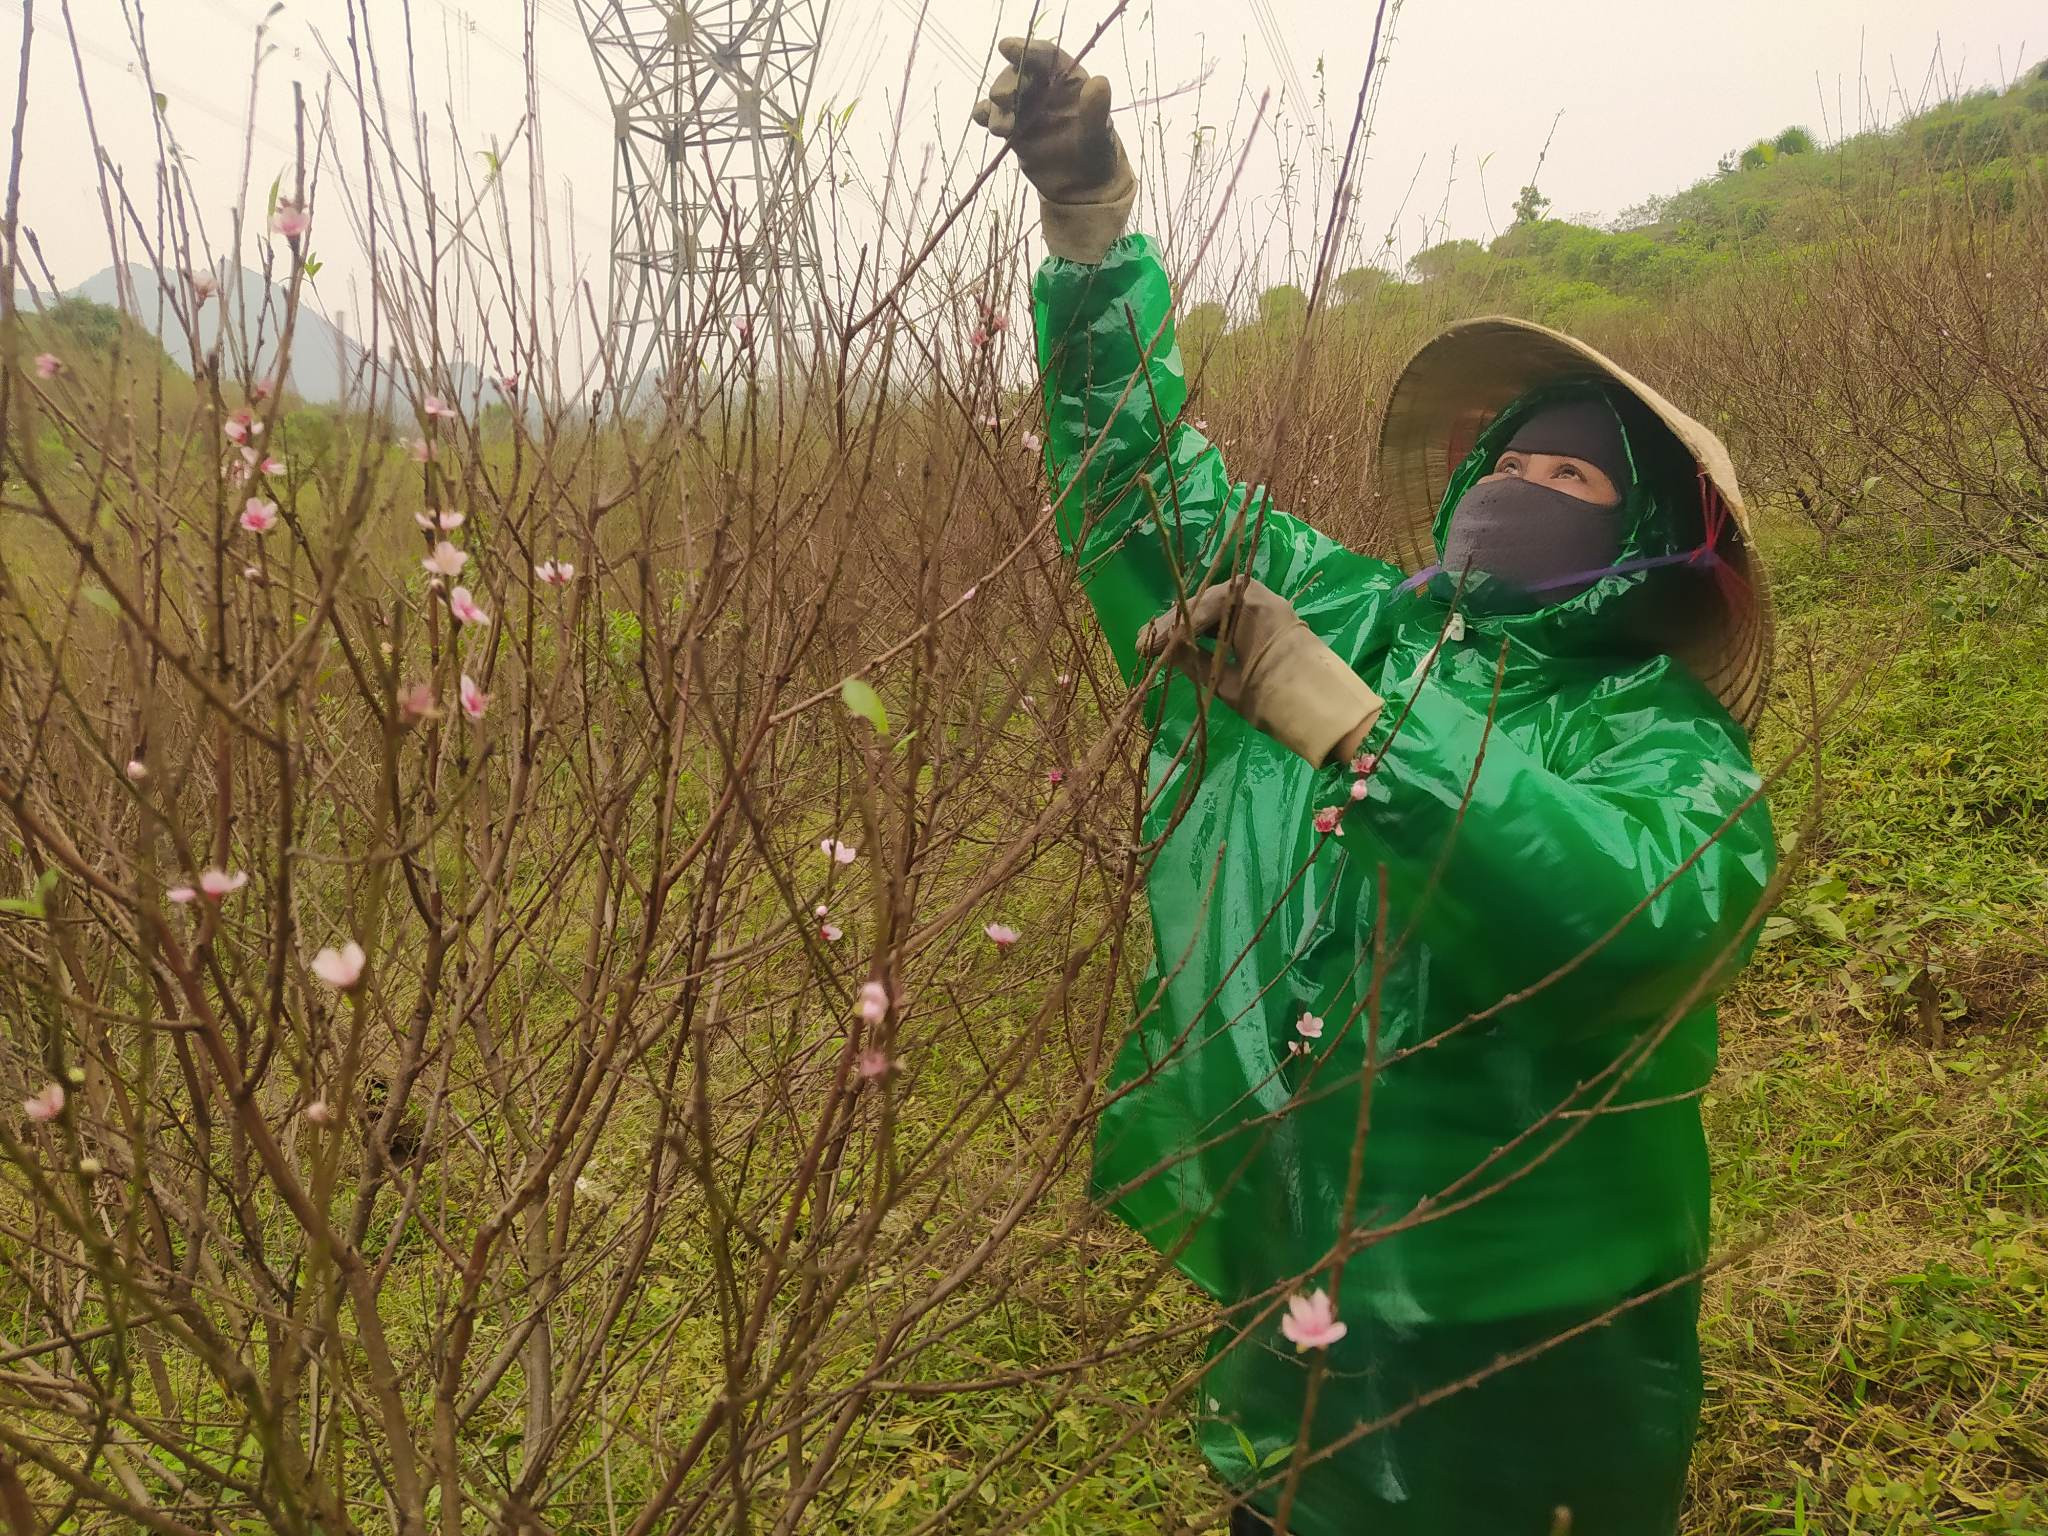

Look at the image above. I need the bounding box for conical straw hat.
[1377,316,1773,732]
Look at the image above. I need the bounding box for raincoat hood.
[1419,380,1716,644]
[1381,316,1774,731]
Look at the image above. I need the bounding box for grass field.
[1692,524,2048,1535]
[5,350,2043,1536]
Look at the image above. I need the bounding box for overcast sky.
[4,0,2036,334]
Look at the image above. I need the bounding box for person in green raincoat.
[975,38,1777,1536]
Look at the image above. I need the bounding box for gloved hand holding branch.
[1136,578,1385,768]
[972,37,1136,263]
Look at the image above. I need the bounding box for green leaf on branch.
[0,868,61,919]
[840,677,888,735]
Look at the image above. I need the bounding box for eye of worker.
[1480,449,1623,507]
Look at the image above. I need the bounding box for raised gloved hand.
[971,36,1137,264]
[1137,579,1385,768]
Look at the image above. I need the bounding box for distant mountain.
[17,264,482,409]
[12,263,365,404]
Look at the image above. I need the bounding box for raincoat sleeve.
[1347,667,1775,1030]
[1033,234,1398,680]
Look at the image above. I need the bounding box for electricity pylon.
[575,1,828,399]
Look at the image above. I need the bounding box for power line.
[886,0,984,86]
[1248,0,1310,119]
[427,0,613,128]
[0,0,300,160]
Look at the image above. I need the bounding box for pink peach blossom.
[984,922,1020,951]
[459,674,489,719]
[448,587,489,627]
[856,1047,892,1080]
[406,437,432,463]
[1312,805,1343,836]
[1280,1290,1347,1352]
[240,498,279,534]
[1021,430,1042,452]
[856,979,889,1025]
[1351,750,1379,776]
[124,759,147,782]
[311,941,366,990]
[819,921,843,942]
[423,395,456,421]
[188,270,219,302]
[23,1081,65,1122]
[415,508,464,532]
[1350,777,1370,802]
[398,682,438,722]
[1296,1012,1324,1041]
[820,838,857,865]
[421,541,469,578]
[224,413,253,445]
[303,1100,334,1126]
[198,868,249,900]
[1047,767,1065,786]
[499,374,518,393]
[270,199,311,240]
[535,560,575,586]
[33,352,61,379]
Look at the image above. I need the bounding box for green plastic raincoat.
[1034,236,1776,1534]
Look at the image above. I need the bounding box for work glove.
[1137,580,1385,768]
[972,37,1137,264]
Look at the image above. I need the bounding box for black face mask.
[1438,396,1634,608]
[1439,477,1628,608]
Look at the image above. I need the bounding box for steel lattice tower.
[575,1,828,397]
